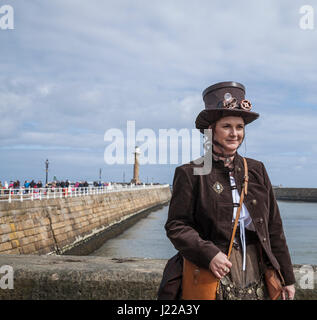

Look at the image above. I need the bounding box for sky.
[0,0,316,187]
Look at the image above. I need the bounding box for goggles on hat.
[220,92,252,111]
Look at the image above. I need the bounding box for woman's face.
[209,116,245,153]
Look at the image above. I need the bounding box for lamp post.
[45,159,49,186]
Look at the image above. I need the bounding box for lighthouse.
[131,146,141,184]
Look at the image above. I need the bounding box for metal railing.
[0,184,169,203]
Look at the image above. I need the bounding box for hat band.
[216,98,252,111]
[205,93,253,111]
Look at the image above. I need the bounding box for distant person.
[79,182,84,194]
[13,180,20,194]
[30,180,35,188]
[158,81,295,300]
[24,180,30,193]
[4,181,9,194]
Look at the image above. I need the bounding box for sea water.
[91,201,317,265]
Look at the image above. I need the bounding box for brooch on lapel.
[212,181,224,194]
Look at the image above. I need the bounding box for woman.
[158,81,295,300]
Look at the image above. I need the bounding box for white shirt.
[229,173,255,271]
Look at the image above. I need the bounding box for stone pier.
[0,186,171,255]
[274,187,317,202]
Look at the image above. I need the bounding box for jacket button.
[237,167,241,172]
[251,199,257,205]
[263,237,267,242]
[258,218,264,224]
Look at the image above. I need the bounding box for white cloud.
[37,84,54,97]
[0,0,316,185]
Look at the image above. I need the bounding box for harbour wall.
[0,186,171,255]
[0,254,316,300]
[273,187,317,202]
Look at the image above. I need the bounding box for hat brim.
[195,109,259,131]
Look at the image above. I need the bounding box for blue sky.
[0,0,316,186]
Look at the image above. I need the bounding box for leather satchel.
[182,256,219,300]
[182,158,249,300]
[264,267,284,300]
[259,243,285,300]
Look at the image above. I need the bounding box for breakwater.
[273,187,317,202]
[0,186,171,255]
[0,254,316,300]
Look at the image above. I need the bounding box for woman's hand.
[281,284,295,300]
[209,251,232,279]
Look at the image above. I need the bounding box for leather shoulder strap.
[227,157,248,259]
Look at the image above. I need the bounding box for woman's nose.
[229,129,237,136]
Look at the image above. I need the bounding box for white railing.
[0,184,169,203]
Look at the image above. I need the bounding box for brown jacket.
[159,153,295,299]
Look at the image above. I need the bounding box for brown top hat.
[195,81,259,132]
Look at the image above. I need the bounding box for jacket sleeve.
[165,166,220,270]
[261,162,296,286]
